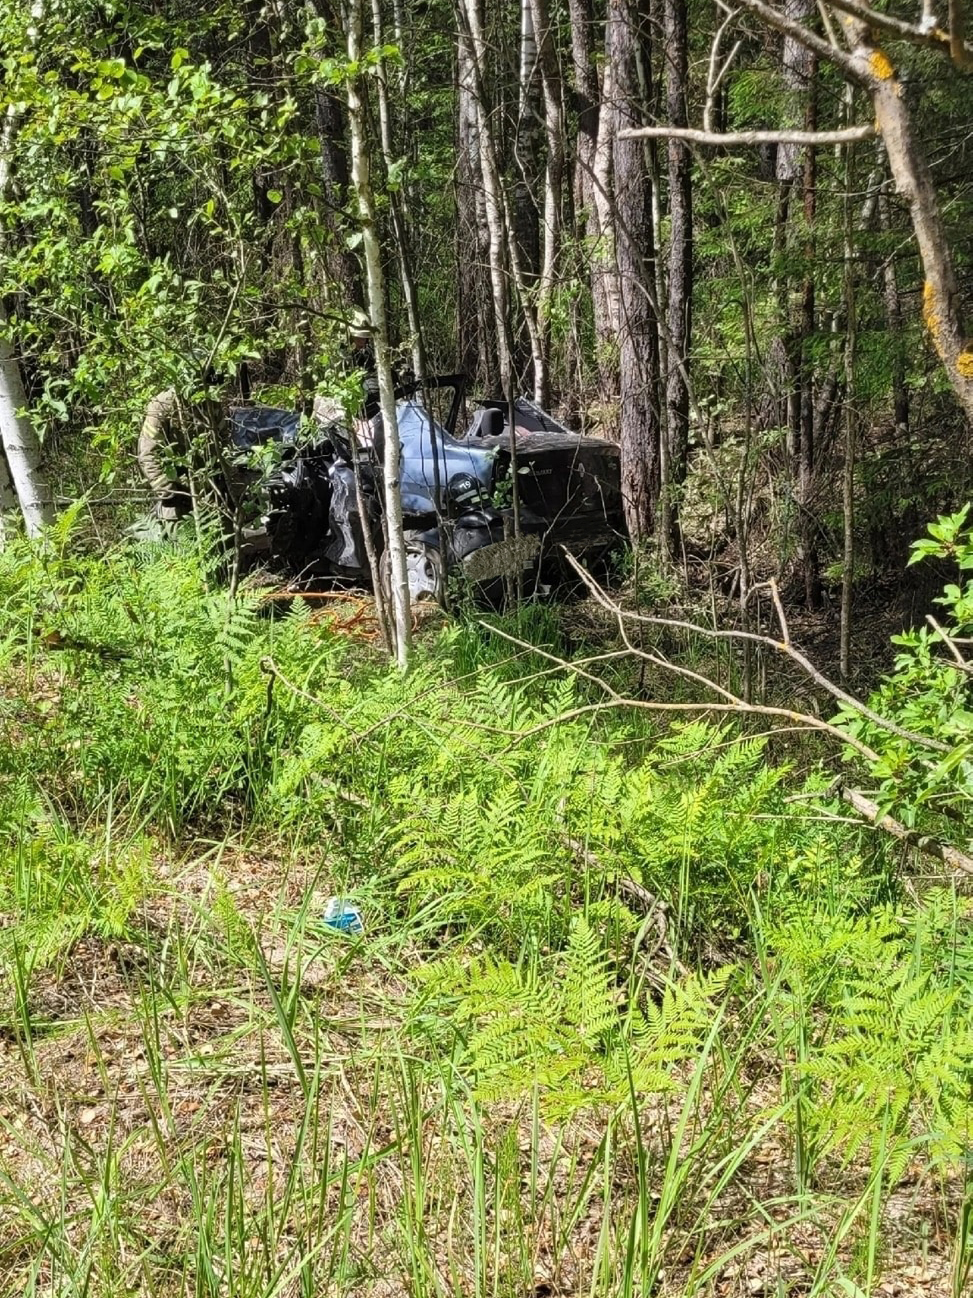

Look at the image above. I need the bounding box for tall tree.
[0,0,54,538]
[346,0,411,667]
[610,0,661,537]
[662,0,692,553]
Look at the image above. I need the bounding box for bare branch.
[733,0,864,78]
[618,124,876,144]
[561,550,951,754]
[926,614,973,670]
[825,0,973,61]
[840,786,973,875]
[477,621,881,761]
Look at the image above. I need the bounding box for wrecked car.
[222,375,625,602]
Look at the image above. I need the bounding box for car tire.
[380,531,446,607]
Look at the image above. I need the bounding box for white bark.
[0,442,15,545]
[592,56,621,340]
[346,0,411,668]
[0,0,54,539]
[457,0,514,392]
[0,308,54,538]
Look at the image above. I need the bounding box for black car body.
[229,378,625,600]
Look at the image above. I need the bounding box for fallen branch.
[617,124,876,145]
[839,786,973,876]
[477,621,881,761]
[561,550,949,754]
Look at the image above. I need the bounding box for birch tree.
[346,0,411,667]
[0,0,54,538]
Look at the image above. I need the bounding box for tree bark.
[456,27,500,390]
[610,0,661,538]
[528,0,564,408]
[662,0,692,555]
[0,33,54,539]
[844,22,973,426]
[346,0,411,668]
[312,0,362,305]
[514,0,542,292]
[592,51,622,408]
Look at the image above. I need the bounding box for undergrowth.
[0,526,971,1297]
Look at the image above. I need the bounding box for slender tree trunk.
[514,0,541,289]
[0,58,54,538]
[457,0,546,400]
[797,61,820,609]
[879,188,910,443]
[840,133,857,681]
[610,0,661,537]
[567,0,613,409]
[529,0,564,408]
[773,0,818,603]
[456,30,500,390]
[312,0,362,305]
[662,0,692,555]
[371,0,427,381]
[346,0,411,667]
[592,53,622,410]
[460,0,513,393]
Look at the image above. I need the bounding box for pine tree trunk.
[662,0,692,555]
[610,0,661,537]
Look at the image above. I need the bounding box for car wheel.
[380,531,446,606]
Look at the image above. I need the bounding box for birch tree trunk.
[346,0,411,668]
[0,319,54,538]
[0,1,54,539]
[456,28,500,390]
[591,53,622,411]
[371,0,426,381]
[514,0,541,291]
[0,443,15,546]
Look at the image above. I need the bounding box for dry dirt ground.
[0,843,963,1298]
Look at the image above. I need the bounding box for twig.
[926,614,972,669]
[826,0,973,62]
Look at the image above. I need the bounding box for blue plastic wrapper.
[322,897,364,936]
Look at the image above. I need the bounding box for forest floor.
[2,543,971,1298]
[0,839,962,1298]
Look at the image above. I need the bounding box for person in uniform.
[347,313,381,418]
[137,387,192,527]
